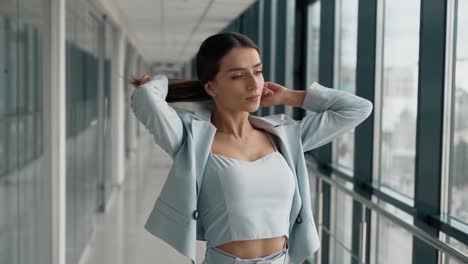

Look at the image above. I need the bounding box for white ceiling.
[114,0,256,67]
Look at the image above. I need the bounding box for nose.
[247,73,262,91]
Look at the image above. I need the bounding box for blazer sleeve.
[298,82,373,152]
[130,74,185,157]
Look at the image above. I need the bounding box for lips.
[246,95,260,100]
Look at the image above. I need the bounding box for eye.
[231,70,263,80]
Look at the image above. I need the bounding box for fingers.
[262,81,276,99]
[263,87,273,95]
[143,75,152,82]
[265,81,285,92]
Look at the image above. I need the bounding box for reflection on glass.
[446,256,463,264]
[334,185,354,263]
[333,241,354,264]
[334,0,358,172]
[0,121,5,175]
[379,0,420,199]
[8,118,18,172]
[446,236,468,262]
[450,0,468,227]
[306,1,320,88]
[0,1,49,263]
[0,17,6,117]
[306,0,321,231]
[66,1,105,262]
[26,114,34,161]
[0,17,5,175]
[376,210,413,264]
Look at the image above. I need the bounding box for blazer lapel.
[191,118,216,201]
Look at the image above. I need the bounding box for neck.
[210,107,255,140]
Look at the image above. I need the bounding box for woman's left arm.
[284,82,373,152]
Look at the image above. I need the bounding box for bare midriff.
[215,235,287,259]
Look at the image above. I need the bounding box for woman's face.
[206,47,264,113]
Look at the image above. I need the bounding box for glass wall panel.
[305,2,321,239]
[333,183,354,264]
[306,0,320,90]
[334,243,355,264]
[0,16,9,178]
[377,0,420,200]
[449,0,468,229]
[445,256,464,264]
[333,0,358,173]
[284,0,295,118]
[101,22,118,209]
[305,0,320,122]
[124,43,139,159]
[375,203,413,264]
[0,0,50,263]
[444,236,468,264]
[65,0,105,262]
[260,0,273,116]
[273,0,286,115]
[0,121,6,175]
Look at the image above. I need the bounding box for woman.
[130,32,373,264]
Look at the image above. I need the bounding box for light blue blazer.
[131,74,373,264]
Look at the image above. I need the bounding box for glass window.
[445,256,464,264]
[445,236,468,263]
[35,112,42,157]
[377,0,420,200]
[333,183,354,264]
[17,23,27,115]
[306,0,320,87]
[26,114,34,161]
[449,0,468,228]
[17,116,26,166]
[1,1,50,264]
[305,0,320,120]
[0,120,6,176]
[65,2,105,262]
[7,18,17,116]
[273,0,286,115]
[8,118,17,171]
[36,32,43,113]
[375,203,413,264]
[26,26,36,114]
[333,0,358,173]
[0,17,6,117]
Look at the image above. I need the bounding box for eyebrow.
[227,62,263,72]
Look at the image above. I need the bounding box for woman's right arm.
[131,74,186,157]
[298,82,373,152]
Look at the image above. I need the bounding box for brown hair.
[130,32,260,103]
[130,76,208,102]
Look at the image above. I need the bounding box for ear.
[204,81,216,97]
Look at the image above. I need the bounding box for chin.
[240,101,260,112]
[247,105,261,113]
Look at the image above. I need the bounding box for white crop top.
[197,131,296,248]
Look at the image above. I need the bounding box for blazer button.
[296,216,302,224]
[193,210,199,220]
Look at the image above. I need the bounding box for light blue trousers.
[202,240,289,264]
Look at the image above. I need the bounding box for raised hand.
[131,74,153,87]
[260,81,288,107]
